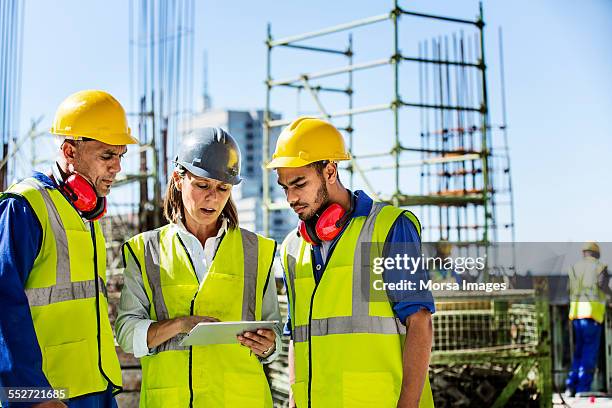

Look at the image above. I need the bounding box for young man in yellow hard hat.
[0,90,138,407]
[268,117,435,408]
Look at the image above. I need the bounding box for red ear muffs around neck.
[297,202,352,245]
[53,164,107,221]
[298,218,321,246]
[315,203,347,241]
[80,196,107,221]
[63,173,98,212]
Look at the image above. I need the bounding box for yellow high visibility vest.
[124,224,276,407]
[5,177,122,398]
[281,202,434,408]
[569,256,608,323]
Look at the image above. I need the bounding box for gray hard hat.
[174,127,242,185]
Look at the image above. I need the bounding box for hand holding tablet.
[179,320,279,346]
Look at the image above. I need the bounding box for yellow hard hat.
[582,241,600,254]
[436,239,452,258]
[266,117,351,169]
[50,90,138,145]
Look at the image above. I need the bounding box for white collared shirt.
[172,217,228,284]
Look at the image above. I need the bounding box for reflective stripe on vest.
[293,315,406,343]
[287,202,404,342]
[141,227,264,351]
[132,224,275,408]
[6,177,122,398]
[21,179,107,306]
[569,257,607,323]
[283,201,434,408]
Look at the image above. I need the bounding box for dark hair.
[61,137,93,148]
[163,166,239,228]
[308,160,341,183]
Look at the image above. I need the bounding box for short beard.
[301,182,330,221]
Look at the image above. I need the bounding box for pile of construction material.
[431,363,540,407]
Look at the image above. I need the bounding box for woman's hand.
[147,315,219,349]
[237,329,276,358]
[177,315,220,334]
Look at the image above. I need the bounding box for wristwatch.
[262,343,275,357]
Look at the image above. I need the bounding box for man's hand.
[397,309,433,408]
[397,393,419,408]
[237,329,276,357]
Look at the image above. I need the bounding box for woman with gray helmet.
[115,128,281,407]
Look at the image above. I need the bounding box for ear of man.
[323,161,340,186]
[323,162,338,184]
[61,140,79,166]
[308,160,341,186]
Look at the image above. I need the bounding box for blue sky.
[16,0,612,242]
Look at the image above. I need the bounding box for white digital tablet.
[178,320,280,346]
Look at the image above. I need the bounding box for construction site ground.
[553,394,612,407]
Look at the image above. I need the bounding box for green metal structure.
[262,1,515,245]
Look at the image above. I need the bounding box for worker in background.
[115,128,282,407]
[430,239,462,285]
[268,117,435,408]
[565,241,612,397]
[0,90,137,407]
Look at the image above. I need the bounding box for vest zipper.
[306,244,335,408]
[90,224,122,394]
[178,229,232,407]
[304,203,391,406]
[307,278,318,408]
[306,222,351,407]
[176,232,198,408]
[188,297,196,408]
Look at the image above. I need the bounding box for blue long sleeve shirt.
[0,172,116,408]
[284,190,435,336]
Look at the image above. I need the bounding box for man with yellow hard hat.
[268,117,435,408]
[565,241,612,397]
[0,90,137,407]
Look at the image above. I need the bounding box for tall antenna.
[128,0,196,230]
[0,0,25,188]
[203,50,212,111]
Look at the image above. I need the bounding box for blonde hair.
[163,166,239,228]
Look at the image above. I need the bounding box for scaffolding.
[95,0,196,278]
[431,289,552,407]
[124,0,196,232]
[262,1,515,245]
[0,0,25,189]
[262,2,544,407]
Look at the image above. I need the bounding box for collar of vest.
[30,171,95,219]
[352,190,374,218]
[32,171,58,189]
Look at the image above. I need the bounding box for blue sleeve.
[383,214,435,325]
[0,196,51,391]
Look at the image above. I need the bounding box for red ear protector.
[297,194,355,246]
[52,164,107,221]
